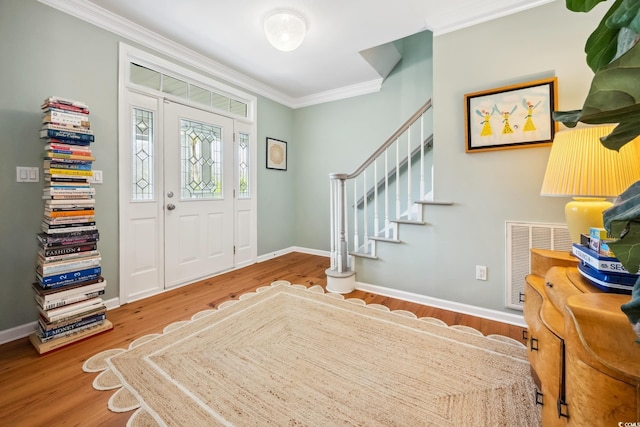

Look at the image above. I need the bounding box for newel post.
[326,173,356,293]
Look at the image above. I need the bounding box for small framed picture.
[266,137,287,170]
[464,77,558,153]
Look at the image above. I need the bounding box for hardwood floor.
[0,252,527,426]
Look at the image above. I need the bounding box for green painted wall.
[0,0,295,332]
[361,1,607,313]
[0,0,609,334]
[292,31,434,250]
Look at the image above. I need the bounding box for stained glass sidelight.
[132,108,154,200]
[180,119,222,199]
[238,132,250,198]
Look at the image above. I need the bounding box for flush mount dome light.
[264,9,307,52]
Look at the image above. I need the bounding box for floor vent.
[506,221,572,310]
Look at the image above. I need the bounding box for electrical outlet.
[476,265,487,281]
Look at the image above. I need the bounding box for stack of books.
[29,96,112,354]
[572,227,639,294]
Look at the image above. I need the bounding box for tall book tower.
[29,96,113,354]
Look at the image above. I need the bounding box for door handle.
[167,203,176,211]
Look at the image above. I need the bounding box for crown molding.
[432,0,555,36]
[291,78,384,109]
[37,0,382,109]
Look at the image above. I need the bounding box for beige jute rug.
[83,281,540,426]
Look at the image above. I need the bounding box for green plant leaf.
[584,0,624,71]
[604,181,640,274]
[606,222,640,273]
[551,110,582,127]
[555,39,640,149]
[566,0,610,13]
[607,0,640,34]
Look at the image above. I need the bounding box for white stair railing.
[327,100,440,291]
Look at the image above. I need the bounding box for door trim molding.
[118,44,257,304]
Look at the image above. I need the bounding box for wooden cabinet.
[524,249,640,426]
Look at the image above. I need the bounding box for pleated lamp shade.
[540,125,640,242]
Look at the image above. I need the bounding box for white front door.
[163,101,235,287]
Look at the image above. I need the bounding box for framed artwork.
[464,77,558,153]
[266,137,287,170]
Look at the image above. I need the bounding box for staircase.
[326,100,452,293]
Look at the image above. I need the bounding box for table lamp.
[540,125,640,243]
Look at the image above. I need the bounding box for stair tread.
[349,251,378,259]
[415,200,454,205]
[391,219,426,225]
[368,236,401,243]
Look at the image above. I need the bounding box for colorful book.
[43,161,92,170]
[35,289,105,311]
[42,225,97,235]
[44,210,95,219]
[32,277,105,303]
[36,272,102,290]
[42,96,89,111]
[41,123,93,135]
[29,320,113,354]
[577,262,636,294]
[43,218,95,227]
[43,151,96,161]
[43,188,95,196]
[38,250,100,264]
[45,168,93,176]
[37,230,98,242]
[44,199,95,207]
[572,244,638,275]
[39,243,98,258]
[38,312,106,338]
[41,102,90,114]
[37,255,101,276]
[40,128,95,143]
[39,298,104,322]
[42,111,90,129]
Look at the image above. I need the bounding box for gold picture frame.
[464,77,558,153]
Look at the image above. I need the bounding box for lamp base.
[565,197,613,243]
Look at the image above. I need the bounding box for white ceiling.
[45,0,555,107]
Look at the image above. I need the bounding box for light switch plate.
[89,170,103,184]
[16,167,39,182]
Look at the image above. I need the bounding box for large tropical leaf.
[604,180,640,274]
[566,0,609,13]
[553,37,640,150]
[583,0,624,71]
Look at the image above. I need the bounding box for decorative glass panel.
[130,63,161,90]
[128,62,249,118]
[132,108,154,200]
[212,93,230,112]
[238,132,250,198]
[180,119,222,199]
[230,99,248,117]
[163,75,188,98]
[189,84,211,106]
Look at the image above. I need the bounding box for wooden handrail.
[355,136,433,208]
[345,99,432,179]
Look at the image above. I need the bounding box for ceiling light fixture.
[264,9,307,52]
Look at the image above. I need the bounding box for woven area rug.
[84,282,540,426]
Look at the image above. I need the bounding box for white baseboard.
[1,249,523,344]
[0,322,37,345]
[256,246,330,263]
[262,247,524,327]
[355,281,526,327]
[0,297,122,345]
